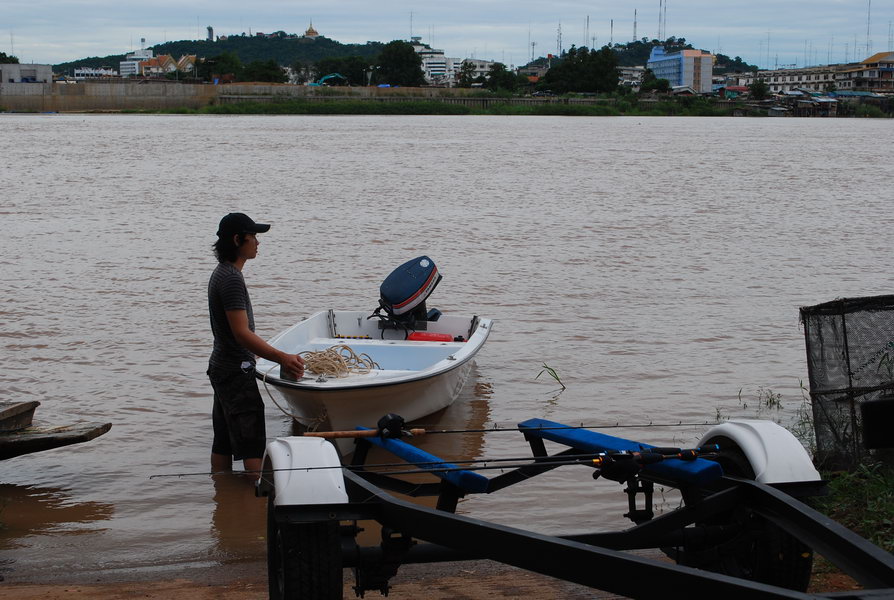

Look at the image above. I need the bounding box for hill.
[53,33,385,74]
[53,32,758,76]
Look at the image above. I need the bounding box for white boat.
[255,309,493,433]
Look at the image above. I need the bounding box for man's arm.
[226,309,305,377]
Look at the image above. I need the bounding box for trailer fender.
[261,437,348,507]
[698,420,820,484]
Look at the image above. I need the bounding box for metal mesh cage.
[800,295,894,468]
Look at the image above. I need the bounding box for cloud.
[3,0,890,68]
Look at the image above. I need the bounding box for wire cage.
[800,295,894,469]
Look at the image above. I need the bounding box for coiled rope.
[300,344,381,377]
[260,344,380,426]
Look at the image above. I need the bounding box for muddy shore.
[0,557,860,599]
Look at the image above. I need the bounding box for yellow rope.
[300,344,380,378]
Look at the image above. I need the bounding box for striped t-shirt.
[208,262,256,371]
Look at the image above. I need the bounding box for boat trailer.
[258,417,894,599]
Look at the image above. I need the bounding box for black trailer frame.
[263,419,894,599]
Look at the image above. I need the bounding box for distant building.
[618,65,645,87]
[409,37,464,86]
[517,64,549,83]
[647,46,713,93]
[177,55,196,73]
[207,26,213,42]
[74,66,118,80]
[139,55,178,77]
[0,63,52,83]
[738,53,894,94]
[120,47,154,77]
[462,58,495,81]
[303,22,320,39]
[836,52,894,93]
[741,65,838,94]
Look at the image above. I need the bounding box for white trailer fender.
[262,437,348,507]
[698,420,821,484]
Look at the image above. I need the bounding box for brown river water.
[0,113,891,582]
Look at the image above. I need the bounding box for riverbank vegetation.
[146,95,754,117]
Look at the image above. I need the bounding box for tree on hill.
[242,59,287,83]
[313,55,372,85]
[484,62,528,92]
[611,37,693,67]
[375,40,425,87]
[457,61,476,87]
[0,51,19,64]
[539,45,618,94]
[714,53,758,74]
[196,51,243,81]
[639,68,671,94]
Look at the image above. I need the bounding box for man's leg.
[212,452,233,472]
[243,457,262,482]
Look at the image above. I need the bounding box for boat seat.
[356,427,490,493]
[517,418,723,487]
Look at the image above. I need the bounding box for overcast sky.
[5,1,893,69]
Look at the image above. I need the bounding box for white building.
[409,37,461,85]
[740,66,837,94]
[409,37,496,86]
[618,65,646,87]
[120,47,154,78]
[461,58,495,81]
[74,66,118,80]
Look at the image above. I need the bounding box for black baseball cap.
[216,213,271,237]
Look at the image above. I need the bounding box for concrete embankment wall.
[0,82,603,112]
[0,81,219,111]
[0,82,494,112]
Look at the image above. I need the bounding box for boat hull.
[261,360,474,432]
[255,310,492,434]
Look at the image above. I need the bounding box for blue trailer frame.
[262,419,894,599]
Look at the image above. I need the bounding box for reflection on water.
[0,484,114,544]
[0,484,114,574]
[209,474,267,563]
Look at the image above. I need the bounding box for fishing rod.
[150,445,720,480]
[297,413,722,441]
[406,421,722,435]
[150,452,606,479]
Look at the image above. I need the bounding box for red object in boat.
[407,332,454,342]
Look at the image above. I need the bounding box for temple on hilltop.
[303,21,319,39]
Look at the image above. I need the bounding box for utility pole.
[866,0,872,57]
[662,0,667,40]
[657,0,662,40]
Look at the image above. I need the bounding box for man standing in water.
[208,213,305,481]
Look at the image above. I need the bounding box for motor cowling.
[377,256,442,323]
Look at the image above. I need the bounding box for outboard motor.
[370,256,443,335]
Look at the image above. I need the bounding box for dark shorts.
[208,365,266,461]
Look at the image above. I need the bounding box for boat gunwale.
[255,311,492,392]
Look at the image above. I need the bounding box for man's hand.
[278,352,305,379]
[226,309,306,378]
